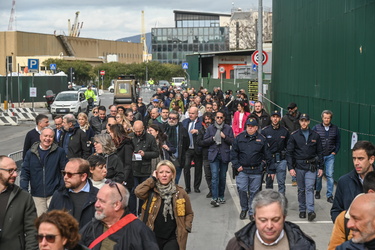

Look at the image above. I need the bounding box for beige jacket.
[135,177,194,250]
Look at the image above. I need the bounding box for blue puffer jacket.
[21,142,68,197]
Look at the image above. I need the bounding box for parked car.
[108,84,114,93]
[50,91,88,118]
[79,87,101,106]
[158,80,170,87]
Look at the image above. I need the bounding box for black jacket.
[60,126,90,159]
[22,128,40,160]
[79,212,159,250]
[330,169,368,222]
[48,179,98,229]
[261,124,290,154]
[163,123,190,165]
[182,116,203,154]
[286,128,323,170]
[226,221,315,250]
[0,185,38,250]
[100,152,125,184]
[116,138,134,189]
[197,125,209,160]
[249,109,271,129]
[21,142,68,197]
[312,123,341,156]
[129,131,159,177]
[230,131,272,174]
[281,111,301,133]
[90,116,107,134]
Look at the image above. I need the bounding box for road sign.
[100,70,105,75]
[28,59,39,73]
[252,64,257,72]
[50,64,57,70]
[182,62,189,69]
[251,50,268,66]
[30,87,37,97]
[219,66,225,73]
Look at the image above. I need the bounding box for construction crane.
[8,0,16,31]
[68,11,83,37]
[141,10,148,62]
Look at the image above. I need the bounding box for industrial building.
[151,9,272,65]
[0,31,143,75]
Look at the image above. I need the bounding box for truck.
[171,77,186,88]
[113,75,138,107]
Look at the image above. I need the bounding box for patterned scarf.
[156,180,177,222]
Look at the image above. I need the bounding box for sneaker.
[315,191,321,199]
[249,215,255,222]
[292,181,297,186]
[299,212,306,219]
[210,199,220,207]
[327,196,334,203]
[206,191,212,198]
[219,198,226,204]
[308,212,316,221]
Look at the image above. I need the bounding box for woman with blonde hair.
[35,210,88,250]
[115,112,133,135]
[135,160,194,250]
[93,133,125,184]
[77,112,95,152]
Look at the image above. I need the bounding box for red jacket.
[232,111,250,136]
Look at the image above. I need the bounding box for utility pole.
[257,0,263,102]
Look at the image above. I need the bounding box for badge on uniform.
[256,139,261,142]
[280,136,285,138]
[311,140,316,142]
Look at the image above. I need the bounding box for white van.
[171,77,186,87]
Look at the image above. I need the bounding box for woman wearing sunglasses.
[35,210,88,250]
[93,134,125,184]
[135,160,194,250]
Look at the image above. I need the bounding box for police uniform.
[261,110,290,194]
[230,118,272,219]
[286,114,323,220]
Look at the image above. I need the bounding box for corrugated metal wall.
[272,0,375,179]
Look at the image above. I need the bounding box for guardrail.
[8,150,22,186]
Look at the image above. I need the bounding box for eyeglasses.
[168,117,178,120]
[0,167,18,175]
[35,234,60,243]
[107,124,112,127]
[105,179,123,202]
[93,111,98,114]
[61,171,83,178]
[216,117,224,119]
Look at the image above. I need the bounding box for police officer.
[231,118,272,221]
[286,113,323,221]
[261,110,290,195]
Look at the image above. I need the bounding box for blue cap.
[246,118,258,126]
[152,99,159,102]
[271,110,281,117]
[299,113,310,121]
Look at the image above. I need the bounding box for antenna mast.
[8,0,16,31]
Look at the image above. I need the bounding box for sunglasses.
[0,167,18,175]
[35,234,60,243]
[93,111,98,114]
[105,179,123,202]
[168,117,178,120]
[61,171,83,178]
[107,124,112,127]
[216,117,224,119]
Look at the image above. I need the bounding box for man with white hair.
[226,190,315,249]
[80,181,158,249]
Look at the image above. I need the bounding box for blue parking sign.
[28,59,39,73]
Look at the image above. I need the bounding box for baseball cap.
[287,102,297,109]
[299,113,310,120]
[271,110,281,117]
[246,118,258,126]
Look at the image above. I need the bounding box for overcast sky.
[0,0,272,41]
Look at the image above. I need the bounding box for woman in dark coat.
[93,133,125,184]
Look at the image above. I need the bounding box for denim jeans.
[133,176,149,215]
[210,155,228,200]
[175,167,183,184]
[265,160,287,194]
[316,154,335,198]
[236,172,262,215]
[296,168,316,213]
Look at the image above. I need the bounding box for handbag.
[143,190,154,223]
